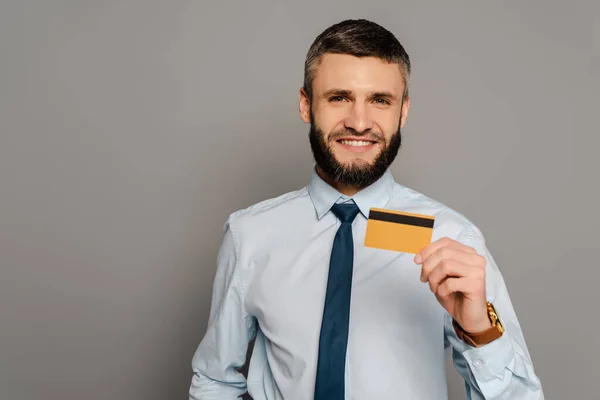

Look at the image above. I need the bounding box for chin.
[336,154,377,167]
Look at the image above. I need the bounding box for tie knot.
[330,203,360,224]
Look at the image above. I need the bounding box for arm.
[444,226,544,399]
[189,218,256,400]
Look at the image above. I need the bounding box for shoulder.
[222,186,310,236]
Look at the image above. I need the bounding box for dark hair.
[303,19,411,102]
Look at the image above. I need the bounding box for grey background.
[1,1,598,399]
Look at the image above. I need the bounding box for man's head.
[299,19,411,193]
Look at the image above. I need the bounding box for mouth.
[334,137,379,153]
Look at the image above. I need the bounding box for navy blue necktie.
[314,202,360,400]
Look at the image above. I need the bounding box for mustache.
[328,129,385,143]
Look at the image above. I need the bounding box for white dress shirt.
[189,167,544,399]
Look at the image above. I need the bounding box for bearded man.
[189,18,543,400]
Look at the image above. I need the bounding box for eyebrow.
[321,88,400,103]
[322,88,353,98]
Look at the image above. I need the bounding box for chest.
[244,235,443,347]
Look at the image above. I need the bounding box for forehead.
[312,53,405,96]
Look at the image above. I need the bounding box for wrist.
[460,318,492,334]
[453,302,504,347]
[457,303,492,333]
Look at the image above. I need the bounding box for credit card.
[364,208,435,254]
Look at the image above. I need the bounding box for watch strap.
[452,319,503,347]
[453,301,504,347]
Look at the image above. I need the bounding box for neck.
[315,166,363,197]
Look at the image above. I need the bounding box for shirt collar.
[307,166,396,219]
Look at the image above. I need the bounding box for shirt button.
[473,359,483,368]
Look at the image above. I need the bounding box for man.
[189,19,543,399]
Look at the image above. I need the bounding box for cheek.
[314,109,347,136]
[374,112,401,137]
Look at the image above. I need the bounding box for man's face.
[300,54,410,189]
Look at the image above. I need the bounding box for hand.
[414,237,491,333]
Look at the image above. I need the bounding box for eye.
[329,96,346,102]
[374,98,390,105]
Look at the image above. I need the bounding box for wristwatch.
[453,302,504,347]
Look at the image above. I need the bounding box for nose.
[343,102,374,133]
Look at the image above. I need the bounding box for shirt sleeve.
[189,217,256,400]
[444,225,545,399]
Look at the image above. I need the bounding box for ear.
[299,88,311,124]
[399,95,410,128]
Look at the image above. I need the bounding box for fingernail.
[414,254,422,264]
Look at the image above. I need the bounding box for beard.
[308,117,402,189]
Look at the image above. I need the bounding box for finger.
[414,237,453,264]
[427,261,480,294]
[435,277,472,298]
[414,237,476,264]
[420,247,481,283]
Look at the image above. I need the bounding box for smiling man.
[306,53,405,194]
[189,19,544,400]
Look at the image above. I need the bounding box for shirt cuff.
[461,331,515,382]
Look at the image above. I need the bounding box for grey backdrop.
[1,1,598,399]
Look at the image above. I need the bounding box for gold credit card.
[364,208,435,254]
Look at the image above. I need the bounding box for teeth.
[340,140,372,147]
